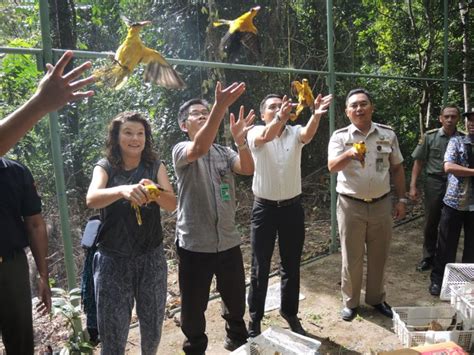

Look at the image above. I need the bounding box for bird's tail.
[212,19,232,27]
[93,60,131,90]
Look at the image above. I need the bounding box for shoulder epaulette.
[375,123,393,131]
[425,128,438,134]
[333,126,350,134]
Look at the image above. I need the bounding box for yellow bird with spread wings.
[290,78,315,121]
[94,16,186,90]
[213,6,261,60]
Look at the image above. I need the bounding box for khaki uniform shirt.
[328,122,404,200]
[411,127,464,176]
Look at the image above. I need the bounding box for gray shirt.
[172,141,241,253]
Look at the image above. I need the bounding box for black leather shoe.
[341,307,358,321]
[248,320,261,338]
[416,258,432,272]
[372,302,393,318]
[429,282,441,296]
[223,337,246,351]
[280,311,307,336]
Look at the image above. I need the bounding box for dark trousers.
[178,245,248,355]
[0,249,34,355]
[422,176,446,260]
[247,199,305,322]
[431,204,474,284]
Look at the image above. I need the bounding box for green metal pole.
[326,0,337,253]
[39,0,76,290]
[443,0,449,106]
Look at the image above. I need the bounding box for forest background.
[0,0,473,290]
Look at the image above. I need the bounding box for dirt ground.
[121,217,455,355]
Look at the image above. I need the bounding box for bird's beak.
[252,6,261,12]
[137,20,152,26]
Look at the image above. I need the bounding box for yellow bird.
[132,184,162,226]
[291,78,315,121]
[353,141,367,168]
[94,16,186,90]
[213,6,261,60]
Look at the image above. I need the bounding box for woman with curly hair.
[86,111,176,354]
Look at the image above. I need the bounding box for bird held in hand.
[93,16,186,90]
[291,78,315,121]
[213,6,261,60]
[353,141,367,168]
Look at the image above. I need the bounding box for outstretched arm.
[300,93,333,144]
[186,81,246,162]
[0,50,95,156]
[231,105,255,175]
[253,95,293,147]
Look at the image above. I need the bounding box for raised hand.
[35,50,95,113]
[230,106,255,145]
[214,81,246,110]
[313,93,333,116]
[278,95,295,122]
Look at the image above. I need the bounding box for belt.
[255,195,301,207]
[427,174,447,182]
[0,249,22,263]
[340,192,389,204]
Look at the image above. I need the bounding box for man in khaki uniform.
[328,88,407,321]
[409,106,462,273]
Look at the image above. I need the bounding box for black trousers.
[0,249,34,355]
[422,176,446,260]
[178,245,248,355]
[431,204,474,284]
[247,199,305,322]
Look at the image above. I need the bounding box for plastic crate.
[392,306,473,352]
[440,263,474,301]
[231,326,321,355]
[450,283,474,330]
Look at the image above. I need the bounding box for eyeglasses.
[188,110,210,118]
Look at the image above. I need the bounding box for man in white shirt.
[246,92,332,337]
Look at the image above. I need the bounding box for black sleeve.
[20,165,42,217]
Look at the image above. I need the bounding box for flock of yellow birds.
[92,7,333,225]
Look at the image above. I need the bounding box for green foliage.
[51,287,95,355]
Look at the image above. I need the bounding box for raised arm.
[300,94,333,144]
[0,51,95,156]
[253,95,293,147]
[230,105,255,175]
[186,82,246,162]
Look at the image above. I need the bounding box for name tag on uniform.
[220,183,231,202]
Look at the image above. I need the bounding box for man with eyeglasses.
[328,88,407,322]
[246,92,332,337]
[172,82,255,354]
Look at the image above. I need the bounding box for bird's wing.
[240,32,261,58]
[141,47,186,89]
[291,81,302,98]
[120,15,133,27]
[220,31,242,57]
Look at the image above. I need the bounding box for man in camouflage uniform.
[409,106,462,272]
[429,109,474,296]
